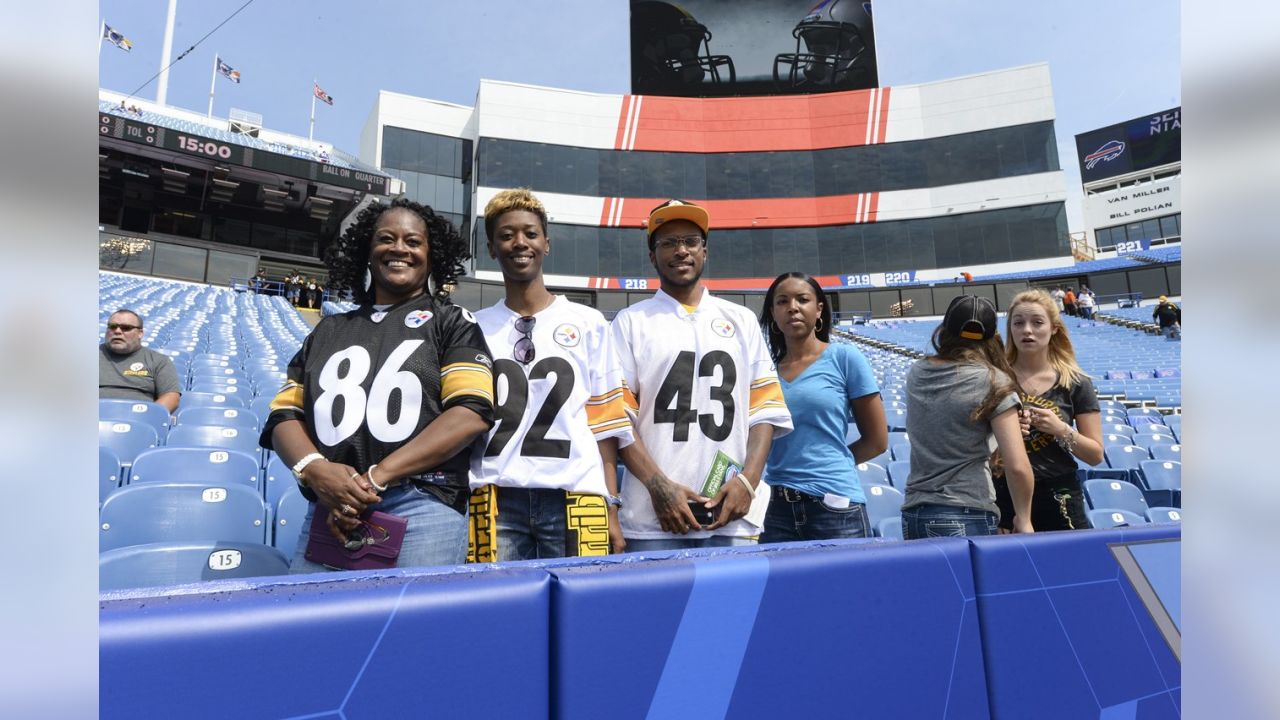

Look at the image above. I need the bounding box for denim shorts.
[901,503,998,540]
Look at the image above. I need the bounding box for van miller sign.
[1085,175,1181,229]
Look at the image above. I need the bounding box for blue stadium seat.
[1149,444,1181,462]
[129,448,260,489]
[273,485,309,561]
[884,408,908,431]
[1146,507,1182,524]
[98,420,161,469]
[99,542,290,591]
[1102,433,1134,449]
[876,516,903,541]
[890,442,911,462]
[887,460,911,490]
[175,406,261,431]
[100,447,122,503]
[166,424,262,458]
[181,391,247,409]
[863,484,904,535]
[1105,370,1131,380]
[1163,415,1181,441]
[856,462,890,487]
[1139,460,1181,508]
[99,483,268,551]
[250,395,277,422]
[188,382,252,399]
[1105,444,1150,471]
[1101,423,1135,439]
[1131,432,1176,454]
[1126,408,1166,428]
[99,399,172,439]
[1098,399,1128,414]
[867,450,893,472]
[1087,509,1148,529]
[1154,368,1180,378]
[263,453,296,508]
[1083,478,1149,516]
[887,431,910,448]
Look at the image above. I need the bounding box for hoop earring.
[427,275,438,298]
[363,266,372,292]
[815,317,824,332]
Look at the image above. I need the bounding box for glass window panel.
[898,287,932,317]
[450,280,483,312]
[881,221,912,269]
[868,290,900,318]
[684,152,706,198]
[598,151,619,197]
[907,219,936,270]
[206,249,256,287]
[838,291,871,312]
[1141,218,1162,243]
[151,242,207,282]
[792,226,819,276]
[861,223,887,271]
[956,215,986,266]
[595,291,629,315]
[382,126,404,168]
[617,152,642,197]
[982,220,1011,264]
[1158,214,1179,239]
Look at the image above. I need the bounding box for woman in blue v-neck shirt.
[757,272,888,542]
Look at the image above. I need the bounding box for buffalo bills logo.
[1085,140,1126,170]
[404,310,434,328]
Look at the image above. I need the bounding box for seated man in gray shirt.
[99,308,181,413]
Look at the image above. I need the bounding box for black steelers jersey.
[261,294,495,502]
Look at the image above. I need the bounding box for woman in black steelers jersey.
[261,198,495,572]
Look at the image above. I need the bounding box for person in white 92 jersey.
[612,199,793,551]
[469,189,634,561]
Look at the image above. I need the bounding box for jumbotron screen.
[1074,107,1181,184]
[630,0,879,97]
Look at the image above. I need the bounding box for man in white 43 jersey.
[469,189,634,560]
[613,200,792,551]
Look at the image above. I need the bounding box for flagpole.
[208,53,218,118]
[99,19,105,57]
[309,79,317,141]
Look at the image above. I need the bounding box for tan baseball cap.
[646,199,709,238]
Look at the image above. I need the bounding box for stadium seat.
[273,485,309,561]
[1154,368,1180,378]
[99,483,268,551]
[166,424,263,458]
[1126,408,1165,427]
[890,442,912,463]
[863,484,904,535]
[856,462,890,487]
[884,408,908,431]
[1106,444,1150,471]
[1102,434,1135,449]
[250,395,277,422]
[98,420,161,469]
[1083,479,1149,516]
[1098,400,1128,414]
[1149,444,1182,462]
[876,516,903,541]
[1139,460,1181,507]
[180,389,247,410]
[129,448,260,489]
[887,460,911,490]
[1146,507,1182,524]
[1087,509,1148,529]
[1164,415,1181,441]
[263,453,296,508]
[1132,432,1176,454]
[887,431,910,448]
[868,450,893,472]
[188,382,252,399]
[1105,370,1131,380]
[1102,423,1135,438]
[99,399,172,439]
[175,406,261,431]
[99,542,290,591]
[100,447,121,503]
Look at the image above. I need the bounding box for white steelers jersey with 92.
[611,289,793,539]
[470,295,634,494]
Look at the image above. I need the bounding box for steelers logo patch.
[711,318,736,338]
[553,323,581,348]
[129,362,145,371]
[370,311,387,323]
[459,307,478,324]
[404,310,434,328]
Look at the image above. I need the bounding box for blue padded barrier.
[549,538,987,719]
[970,526,1181,719]
[100,566,552,720]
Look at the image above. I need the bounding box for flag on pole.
[216,56,241,83]
[313,82,334,106]
[103,24,133,52]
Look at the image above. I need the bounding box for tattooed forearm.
[645,473,680,512]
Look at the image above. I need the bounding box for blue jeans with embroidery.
[494,486,572,561]
[623,535,757,552]
[290,482,468,573]
[761,492,869,543]
[901,503,998,540]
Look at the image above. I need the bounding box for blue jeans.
[624,535,757,552]
[761,492,869,543]
[901,503,998,540]
[494,486,610,560]
[290,482,468,573]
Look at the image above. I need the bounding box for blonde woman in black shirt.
[996,290,1104,531]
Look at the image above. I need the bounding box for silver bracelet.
[1055,429,1077,455]
[366,464,388,492]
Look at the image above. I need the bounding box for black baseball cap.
[944,295,997,341]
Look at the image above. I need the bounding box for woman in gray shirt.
[901,296,1035,538]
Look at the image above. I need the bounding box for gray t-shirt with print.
[99,345,182,402]
[901,359,1020,516]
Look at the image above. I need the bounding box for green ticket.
[701,450,744,498]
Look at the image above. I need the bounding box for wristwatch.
[291,452,325,485]
[605,494,623,509]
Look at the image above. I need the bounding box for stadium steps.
[1094,312,1160,334]
[832,329,924,360]
[1124,252,1167,265]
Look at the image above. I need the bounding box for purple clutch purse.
[304,509,407,571]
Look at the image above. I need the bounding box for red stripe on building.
[628,88,879,153]
[612,194,879,230]
[613,96,633,150]
[867,191,880,224]
[876,87,892,144]
[598,197,613,226]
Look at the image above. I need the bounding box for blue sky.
[98,0,1180,232]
